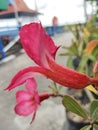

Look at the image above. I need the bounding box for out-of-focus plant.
[60,24,84,69]
[60,23,98,76]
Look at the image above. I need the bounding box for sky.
[24,0,92,26]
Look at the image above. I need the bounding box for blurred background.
[0,0,98,61]
[0,0,97,27]
[24,0,93,26]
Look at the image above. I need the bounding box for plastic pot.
[66,111,90,130]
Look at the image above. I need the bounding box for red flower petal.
[15,101,38,116]
[16,90,32,103]
[19,22,59,68]
[6,66,44,90]
[26,78,37,93]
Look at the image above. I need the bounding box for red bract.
[6,22,98,90]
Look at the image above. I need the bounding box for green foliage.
[90,100,98,121]
[93,124,98,130]
[66,56,74,69]
[59,10,98,129]
[77,55,95,76]
[60,22,98,76]
[92,45,98,57]
[80,125,91,130]
[62,95,88,119]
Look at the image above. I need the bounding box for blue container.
[0,38,6,59]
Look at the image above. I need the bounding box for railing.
[0,26,20,60]
[0,26,19,36]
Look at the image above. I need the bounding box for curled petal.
[19,22,59,68]
[26,79,40,104]
[6,66,44,90]
[16,90,32,103]
[15,101,38,116]
[5,65,93,90]
[6,62,98,90]
[26,78,37,93]
[15,79,38,103]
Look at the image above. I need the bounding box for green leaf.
[90,100,98,121]
[78,41,84,56]
[80,125,91,130]
[66,56,74,69]
[69,42,79,56]
[92,46,98,57]
[62,95,88,118]
[93,124,98,130]
[77,57,87,72]
[77,55,95,73]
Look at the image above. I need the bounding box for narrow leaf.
[77,56,88,72]
[90,100,98,121]
[80,125,91,130]
[62,95,88,118]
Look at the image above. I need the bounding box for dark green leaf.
[80,125,91,130]
[90,100,98,121]
[62,95,88,118]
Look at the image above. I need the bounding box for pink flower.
[6,22,98,90]
[15,78,54,123]
[15,78,40,123]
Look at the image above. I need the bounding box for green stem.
[84,88,95,102]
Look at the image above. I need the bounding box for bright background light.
[24,0,86,26]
